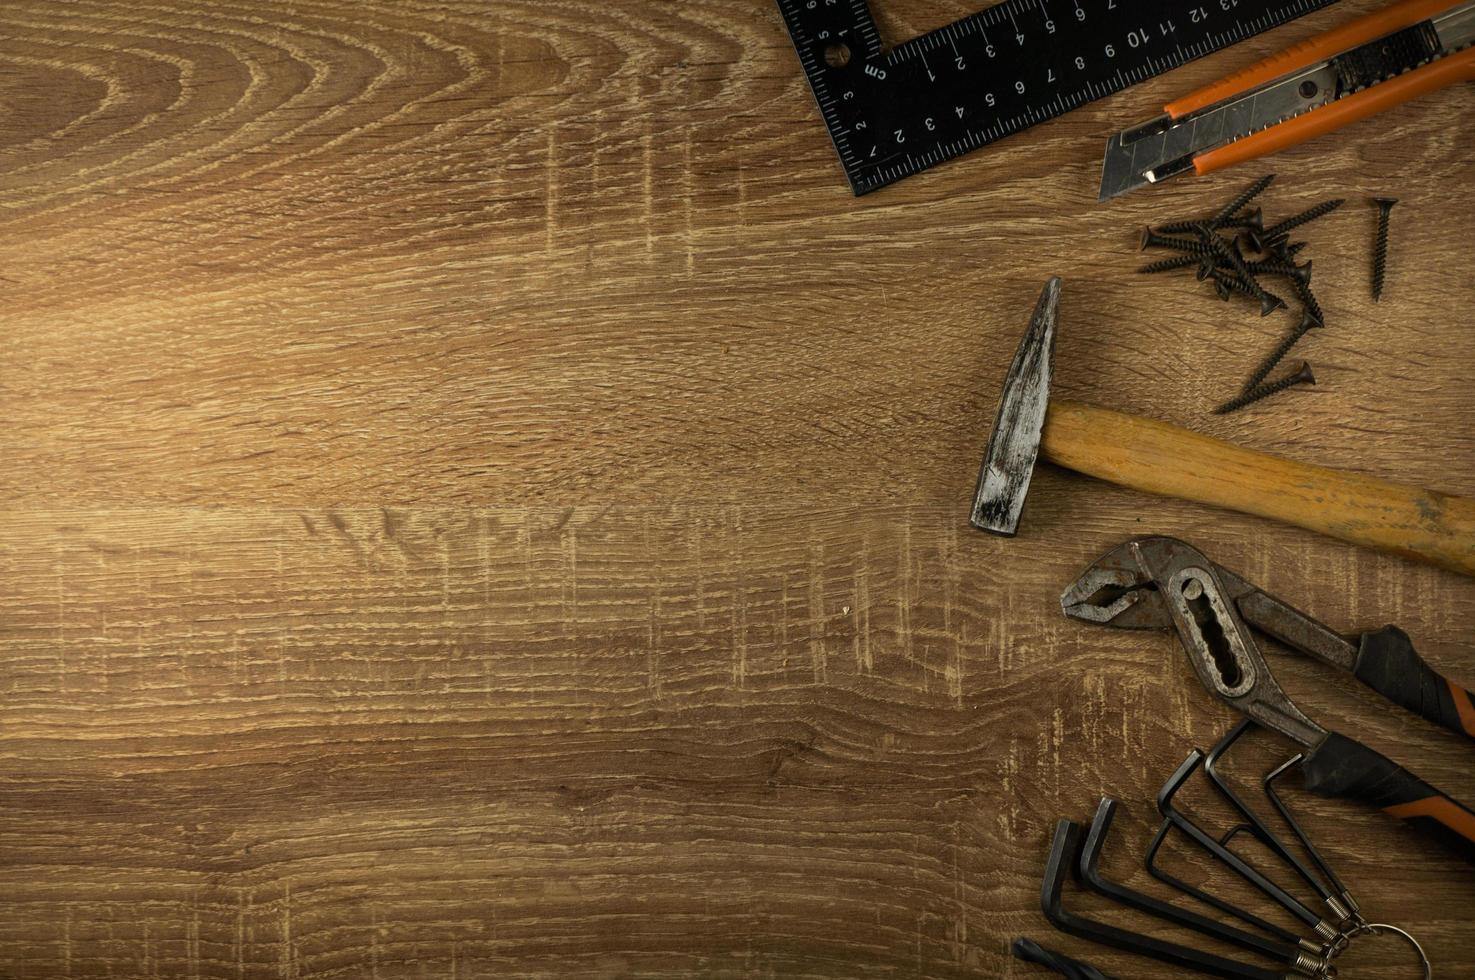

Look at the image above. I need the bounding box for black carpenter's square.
[778,0,1340,194]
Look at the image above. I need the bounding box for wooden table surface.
[2,1,1473,977]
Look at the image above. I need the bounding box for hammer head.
[970,277,1059,536]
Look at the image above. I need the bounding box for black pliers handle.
[1332,625,1475,742]
[1062,537,1475,864]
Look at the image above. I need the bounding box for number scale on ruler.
[778,0,1339,195]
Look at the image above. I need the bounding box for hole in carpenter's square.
[1298,79,1319,99]
[824,42,851,68]
[1182,578,1242,691]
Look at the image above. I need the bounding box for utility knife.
[1099,0,1475,200]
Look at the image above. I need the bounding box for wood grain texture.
[0,1,1472,977]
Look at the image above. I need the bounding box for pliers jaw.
[1063,537,1325,750]
[1058,538,1173,630]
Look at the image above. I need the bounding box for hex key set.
[1016,721,1434,979]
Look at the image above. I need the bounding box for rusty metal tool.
[1061,536,1475,864]
[970,279,1475,577]
[1099,0,1475,199]
[1062,536,1475,741]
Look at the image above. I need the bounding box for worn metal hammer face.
[970,277,1059,536]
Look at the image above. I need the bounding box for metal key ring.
[1330,923,1431,980]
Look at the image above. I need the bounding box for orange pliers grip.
[1166,0,1466,119]
[1194,45,1475,175]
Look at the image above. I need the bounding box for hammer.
[971,278,1475,577]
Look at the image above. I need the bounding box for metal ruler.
[778,0,1340,195]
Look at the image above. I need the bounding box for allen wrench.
[1011,936,1116,980]
[1264,754,1354,911]
[1078,797,1330,977]
[1156,749,1345,945]
[1144,818,1307,946]
[1041,818,1309,980]
[1204,721,1361,930]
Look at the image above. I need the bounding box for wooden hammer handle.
[1042,401,1475,577]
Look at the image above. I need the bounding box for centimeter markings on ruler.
[778,0,1340,195]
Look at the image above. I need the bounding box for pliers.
[1060,536,1475,864]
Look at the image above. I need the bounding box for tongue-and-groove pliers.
[1061,535,1475,864]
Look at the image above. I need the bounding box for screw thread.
[1243,315,1317,392]
[1243,259,1308,281]
[1293,278,1325,326]
[1215,362,1315,415]
[1157,211,1261,236]
[1137,254,1200,274]
[1206,269,1286,315]
[1142,228,1218,255]
[1263,198,1345,239]
[1246,231,1291,256]
[1155,220,1203,235]
[1371,200,1395,301]
[1211,174,1275,227]
[1195,225,1267,303]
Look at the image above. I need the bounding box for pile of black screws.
[1137,174,1344,415]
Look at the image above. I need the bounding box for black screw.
[1195,225,1272,310]
[1371,197,1397,302]
[1158,206,1264,236]
[1203,267,1286,317]
[1241,230,1290,257]
[1244,258,1312,286]
[1214,362,1316,415]
[1210,174,1276,228]
[1242,311,1320,393]
[1141,227,1217,254]
[1292,277,1326,326]
[1137,254,1201,274]
[1277,240,1309,262]
[1223,206,1266,234]
[1249,199,1345,251]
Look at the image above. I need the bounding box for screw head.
[1273,240,1306,262]
[1291,361,1316,386]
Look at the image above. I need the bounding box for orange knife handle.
[1166,0,1464,118]
[1193,46,1475,176]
